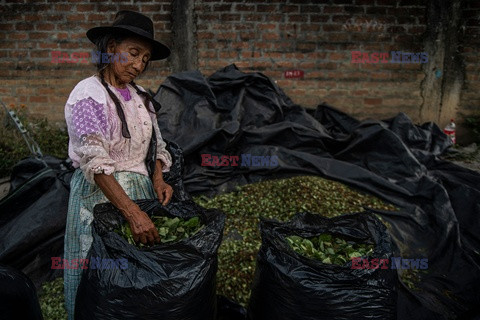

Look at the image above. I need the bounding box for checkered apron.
[63,169,155,319]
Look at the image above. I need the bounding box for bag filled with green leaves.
[248,211,397,320]
[75,199,225,320]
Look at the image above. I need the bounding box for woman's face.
[107,37,152,85]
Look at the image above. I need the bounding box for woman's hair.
[94,32,162,139]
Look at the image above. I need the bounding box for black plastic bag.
[0,157,72,288]
[75,199,225,320]
[0,264,44,320]
[217,295,247,320]
[247,212,397,320]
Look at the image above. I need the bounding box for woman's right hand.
[126,209,161,246]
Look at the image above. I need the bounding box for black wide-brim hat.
[86,10,170,60]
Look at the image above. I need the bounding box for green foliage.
[193,175,398,306]
[38,277,68,320]
[286,233,374,265]
[0,105,68,177]
[115,216,203,246]
[38,176,398,313]
[462,112,480,143]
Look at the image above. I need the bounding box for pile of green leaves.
[38,176,401,313]
[115,216,203,246]
[38,277,67,320]
[286,234,374,265]
[194,175,398,305]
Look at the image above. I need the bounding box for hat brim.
[86,26,170,61]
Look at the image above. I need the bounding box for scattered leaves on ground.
[38,277,67,320]
[39,175,398,313]
[194,175,398,305]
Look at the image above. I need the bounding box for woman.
[63,11,173,318]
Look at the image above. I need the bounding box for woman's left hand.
[154,181,173,205]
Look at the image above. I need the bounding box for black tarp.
[0,157,72,287]
[153,64,480,319]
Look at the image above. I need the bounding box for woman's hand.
[93,173,161,246]
[126,209,160,246]
[152,159,173,205]
[154,181,173,206]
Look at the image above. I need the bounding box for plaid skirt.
[63,169,155,320]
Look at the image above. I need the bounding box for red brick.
[363,98,382,105]
[213,4,232,11]
[67,14,86,22]
[235,4,255,11]
[258,23,276,30]
[257,4,277,12]
[8,32,28,40]
[288,15,306,22]
[264,52,283,59]
[36,23,55,31]
[280,5,299,13]
[267,14,284,21]
[39,43,59,49]
[239,32,255,41]
[198,32,215,39]
[323,24,344,32]
[24,14,42,22]
[76,4,95,11]
[221,14,241,21]
[324,6,344,13]
[198,50,217,58]
[311,14,330,23]
[29,96,49,103]
[263,33,280,40]
[141,4,163,12]
[244,14,263,22]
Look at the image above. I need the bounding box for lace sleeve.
[66,97,116,183]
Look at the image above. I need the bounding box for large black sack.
[0,264,44,320]
[247,212,397,320]
[75,199,225,320]
[0,157,72,288]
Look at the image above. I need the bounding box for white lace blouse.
[65,75,172,184]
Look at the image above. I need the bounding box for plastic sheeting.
[0,264,44,320]
[0,157,72,287]
[75,199,225,320]
[154,64,480,319]
[247,212,397,320]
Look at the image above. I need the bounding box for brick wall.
[460,0,480,120]
[0,0,172,121]
[0,0,479,141]
[195,0,430,121]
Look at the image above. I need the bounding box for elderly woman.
[63,11,173,318]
